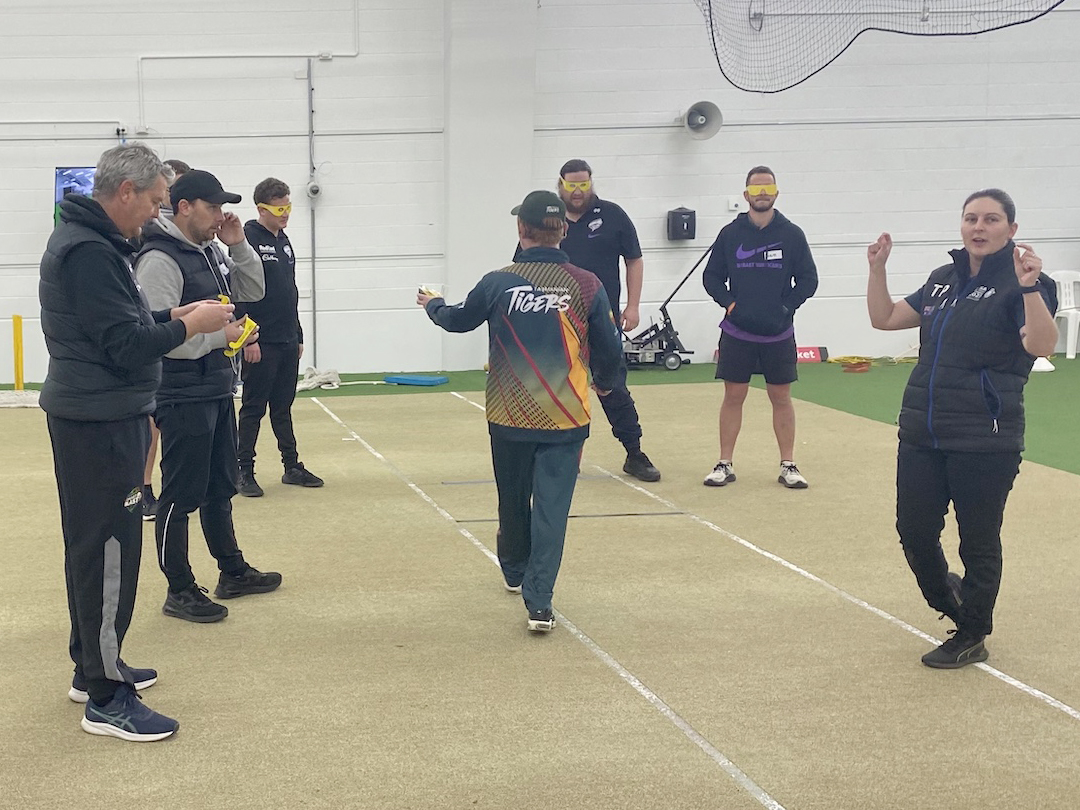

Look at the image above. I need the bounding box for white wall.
[2,0,1079,382]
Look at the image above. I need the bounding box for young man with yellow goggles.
[236,177,324,497]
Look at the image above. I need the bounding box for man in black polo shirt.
[236,177,323,496]
[554,159,660,481]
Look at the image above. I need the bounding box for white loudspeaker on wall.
[678,101,722,140]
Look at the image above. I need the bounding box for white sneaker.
[503,580,522,594]
[778,461,808,489]
[527,608,555,632]
[704,461,735,487]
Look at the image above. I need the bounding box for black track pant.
[896,442,1021,637]
[154,398,246,592]
[596,362,643,451]
[48,414,149,705]
[490,435,584,613]
[237,341,301,471]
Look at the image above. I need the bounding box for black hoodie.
[237,220,303,344]
[702,210,819,338]
[38,195,187,421]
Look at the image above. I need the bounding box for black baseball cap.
[511,190,566,228]
[170,169,242,209]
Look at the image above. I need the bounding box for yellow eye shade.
[746,184,777,196]
[258,203,292,216]
[561,179,592,193]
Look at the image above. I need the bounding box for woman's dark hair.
[963,188,1015,223]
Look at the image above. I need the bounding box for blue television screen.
[54,166,95,225]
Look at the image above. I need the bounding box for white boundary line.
[450,392,1080,723]
[311,395,786,810]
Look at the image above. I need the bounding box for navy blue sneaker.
[69,660,158,704]
[81,684,178,742]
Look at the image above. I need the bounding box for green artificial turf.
[292,357,1080,475]
[8,357,1076,474]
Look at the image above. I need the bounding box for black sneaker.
[527,608,556,633]
[237,469,264,497]
[921,628,989,669]
[141,487,158,522]
[282,463,324,488]
[947,571,963,606]
[623,451,661,482]
[214,566,282,599]
[162,584,228,623]
[81,684,178,742]
[69,660,158,704]
[936,571,964,622]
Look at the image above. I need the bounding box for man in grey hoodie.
[136,169,282,624]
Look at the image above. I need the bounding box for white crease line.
[594,459,1080,724]
[447,392,1080,724]
[311,395,786,810]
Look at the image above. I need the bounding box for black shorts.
[715,332,798,385]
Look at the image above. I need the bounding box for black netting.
[694,1,1065,93]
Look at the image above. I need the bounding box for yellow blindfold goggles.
[215,295,257,358]
[745,184,778,196]
[560,179,592,193]
[257,202,292,216]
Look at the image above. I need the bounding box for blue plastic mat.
[382,375,449,386]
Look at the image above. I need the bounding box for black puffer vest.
[137,230,235,406]
[899,242,1053,452]
[39,196,160,420]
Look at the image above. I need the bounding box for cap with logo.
[511,190,566,228]
[170,169,243,210]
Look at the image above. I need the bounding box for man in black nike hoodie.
[702,166,819,490]
[40,143,233,741]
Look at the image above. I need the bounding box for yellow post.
[12,314,24,391]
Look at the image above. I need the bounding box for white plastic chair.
[1050,270,1080,360]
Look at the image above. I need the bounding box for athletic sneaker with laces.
[237,469,264,497]
[281,463,324,488]
[69,660,158,703]
[703,461,736,487]
[214,566,282,599]
[623,451,661,482]
[921,628,989,669]
[163,584,228,623]
[81,684,178,742]
[527,607,556,633]
[778,461,808,489]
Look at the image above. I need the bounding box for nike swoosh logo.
[735,241,782,260]
[588,233,601,239]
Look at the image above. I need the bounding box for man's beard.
[563,192,595,215]
[749,199,774,213]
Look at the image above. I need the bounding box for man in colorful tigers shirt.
[418,190,625,632]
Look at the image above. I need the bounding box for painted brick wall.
[2,0,1079,381]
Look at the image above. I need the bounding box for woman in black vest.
[865,188,1058,669]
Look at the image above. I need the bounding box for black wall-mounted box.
[667,207,696,240]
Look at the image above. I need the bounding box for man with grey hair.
[40,142,234,741]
